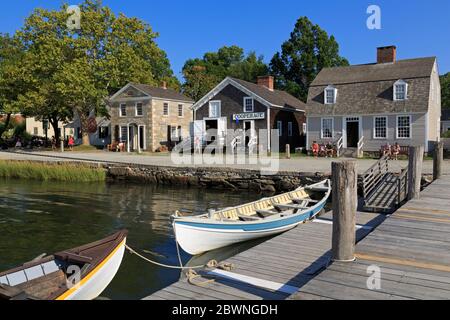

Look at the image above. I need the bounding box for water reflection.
[0,179,261,300]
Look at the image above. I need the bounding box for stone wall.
[107,165,328,193]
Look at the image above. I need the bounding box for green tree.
[270,17,349,101]
[12,0,179,145]
[0,34,28,140]
[182,46,268,100]
[441,73,450,109]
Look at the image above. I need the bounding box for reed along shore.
[0,160,106,182]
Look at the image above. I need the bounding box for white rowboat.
[172,180,331,256]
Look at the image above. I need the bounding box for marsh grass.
[0,161,106,182]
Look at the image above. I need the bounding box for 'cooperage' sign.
[232,112,266,121]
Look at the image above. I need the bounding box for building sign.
[232,112,265,121]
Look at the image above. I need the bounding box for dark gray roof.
[306,57,436,116]
[131,83,194,102]
[442,109,450,121]
[311,57,436,86]
[230,77,305,111]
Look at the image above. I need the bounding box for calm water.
[0,179,261,300]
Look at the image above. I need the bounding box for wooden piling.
[286,144,291,159]
[60,141,64,153]
[331,160,357,262]
[433,141,444,181]
[408,145,424,200]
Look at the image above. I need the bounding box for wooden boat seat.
[55,251,93,264]
[256,210,279,218]
[238,215,262,221]
[292,198,319,204]
[274,204,308,211]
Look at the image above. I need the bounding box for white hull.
[173,180,331,256]
[58,238,126,300]
[174,222,301,256]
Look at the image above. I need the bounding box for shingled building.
[305,46,441,155]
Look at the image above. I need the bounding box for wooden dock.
[144,211,383,300]
[290,175,450,300]
[145,175,450,301]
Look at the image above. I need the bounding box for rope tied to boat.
[125,244,235,273]
[125,244,206,270]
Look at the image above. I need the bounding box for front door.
[346,121,359,148]
[244,121,252,147]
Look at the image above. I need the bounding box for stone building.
[109,83,194,152]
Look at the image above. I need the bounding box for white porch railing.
[357,136,365,158]
[336,136,344,157]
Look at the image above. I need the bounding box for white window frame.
[321,118,334,139]
[288,122,293,137]
[178,104,184,118]
[135,102,144,117]
[396,115,412,140]
[394,80,408,101]
[209,100,221,118]
[324,85,337,105]
[120,126,128,142]
[277,121,283,137]
[243,97,254,113]
[373,116,388,140]
[120,104,127,117]
[163,102,169,117]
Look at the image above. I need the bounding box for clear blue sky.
[1,0,449,80]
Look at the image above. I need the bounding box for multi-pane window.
[244,97,254,112]
[136,103,143,116]
[178,104,184,117]
[276,121,283,137]
[120,104,127,117]
[120,126,128,142]
[394,80,407,101]
[321,118,333,138]
[209,101,221,118]
[397,116,411,139]
[374,117,387,139]
[33,127,38,136]
[288,122,293,137]
[325,86,337,104]
[163,103,169,116]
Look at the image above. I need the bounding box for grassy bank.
[0,161,106,182]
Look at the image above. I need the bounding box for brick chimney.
[161,81,167,90]
[257,76,274,91]
[377,46,397,64]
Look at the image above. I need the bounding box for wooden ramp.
[362,156,408,213]
[143,212,381,300]
[290,175,450,300]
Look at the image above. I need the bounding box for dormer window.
[325,86,337,104]
[394,80,408,101]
